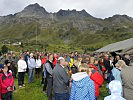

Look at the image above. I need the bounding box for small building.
[95,38,133,55]
[12,42,22,46]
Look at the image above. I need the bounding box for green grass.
[13,74,47,100]
[13,74,108,100]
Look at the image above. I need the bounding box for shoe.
[42,91,47,94]
[19,85,23,88]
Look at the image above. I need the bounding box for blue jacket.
[112,67,122,84]
[70,72,95,100]
[28,58,36,69]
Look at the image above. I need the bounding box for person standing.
[74,51,79,60]
[35,55,42,79]
[41,53,47,85]
[53,57,70,100]
[103,54,113,83]
[0,65,14,100]
[53,53,58,67]
[112,60,127,84]
[70,64,95,100]
[28,53,36,83]
[45,54,54,100]
[104,80,126,100]
[17,55,27,88]
[88,63,104,99]
[24,51,30,73]
[11,53,18,78]
[121,65,133,100]
[123,54,131,66]
[0,64,4,100]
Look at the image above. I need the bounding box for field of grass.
[13,74,108,100]
[13,74,47,100]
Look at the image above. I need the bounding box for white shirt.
[18,59,27,72]
[36,59,42,68]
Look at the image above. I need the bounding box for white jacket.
[18,59,27,72]
[36,59,42,68]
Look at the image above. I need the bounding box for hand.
[7,86,12,91]
[69,70,72,75]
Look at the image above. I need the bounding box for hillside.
[0,3,133,52]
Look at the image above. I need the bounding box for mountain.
[15,3,49,18]
[0,3,133,51]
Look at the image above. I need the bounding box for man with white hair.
[53,57,70,100]
[28,53,36,83]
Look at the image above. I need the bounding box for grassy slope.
[13,74,108,100]
[1,19,133,52]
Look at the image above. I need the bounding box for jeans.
[2,91,12,100]
[18,72,25,86]
[28,68,35,83]
[54,93,69,100]
[47,77,53,100]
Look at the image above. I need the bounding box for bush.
[1,45,9,54]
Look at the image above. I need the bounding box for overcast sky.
[0,0,133,18]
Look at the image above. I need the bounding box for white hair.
[58,57,65,63]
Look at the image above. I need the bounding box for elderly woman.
[112,60,128,84]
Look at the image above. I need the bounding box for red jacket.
[53,57,58,67]
[42,57,47,65]
[0,72,14,94]
[90,70,104,97]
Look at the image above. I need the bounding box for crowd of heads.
[0,50,132,100]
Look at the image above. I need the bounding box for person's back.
[112,67,122,83]
[104,80,125,100]
[121,66,133,100]
[53,57,70,100]
[70,72,95,100]
[53,64,69,94]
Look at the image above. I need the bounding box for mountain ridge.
[0,3,133,51]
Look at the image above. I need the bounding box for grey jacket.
[121,66,133,100]
[53,64,70,94]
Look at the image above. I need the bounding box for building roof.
[96,38,133,54]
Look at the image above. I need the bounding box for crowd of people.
[0,50,132,100]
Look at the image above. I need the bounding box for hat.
[115,60,127,68]
[0,64,4,69]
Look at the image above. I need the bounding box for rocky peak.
[23,3,47,13]
[15,3,49,18]
[105,14,133,22]
[56,9,92,18]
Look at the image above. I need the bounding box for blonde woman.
[70,64,95,100]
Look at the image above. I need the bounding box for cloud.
[0,0,133,18]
